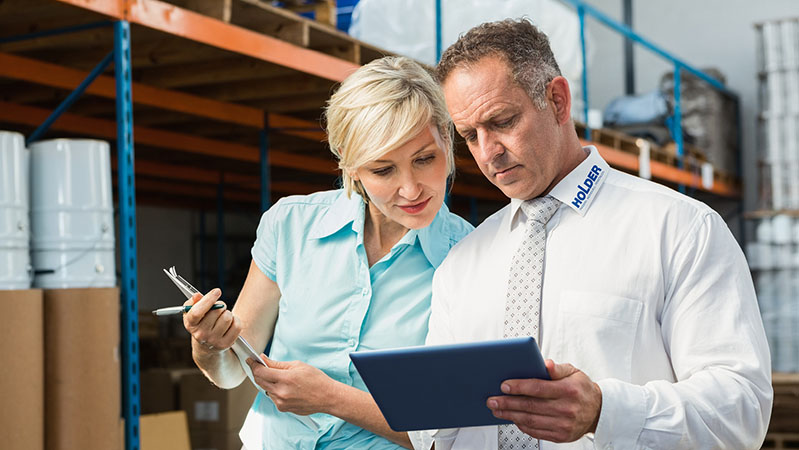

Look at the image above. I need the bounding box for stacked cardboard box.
[44,287,121,450]
[0,289,44,450]
[180,370,258,450]
[140,411,192,450]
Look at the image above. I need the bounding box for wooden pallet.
[762,433,799,450]
[574,122,740,191]
[166,0,387,65]
[770,373,799,434]
[281,0,337,28]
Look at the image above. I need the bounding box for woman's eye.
[416,155,436,165]
[371,167,393,176]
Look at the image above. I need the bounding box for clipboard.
[349,337,549,431]
[163,266,319,430]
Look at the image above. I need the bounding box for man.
[410,19,772,450]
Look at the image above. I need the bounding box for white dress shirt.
[410,147,772,450]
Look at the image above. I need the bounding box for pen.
[151,302,225,316]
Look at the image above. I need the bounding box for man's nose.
[473,130,504,165]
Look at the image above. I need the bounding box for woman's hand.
[182,288,241,354]
[246,356,340,416]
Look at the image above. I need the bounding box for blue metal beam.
[560,0,738,99]
[435,0,442,62]
[114,20,140,450]
[260,115,272,213]
[469,197,479,226]
[578,5,590,139]
[26,51,114,145]
[217,176,226,293]
[0,20,114,44]
[199,211,207,292]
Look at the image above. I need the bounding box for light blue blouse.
[240,189,473,449]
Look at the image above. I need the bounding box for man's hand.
[246,356,341,416]
[486,359,602,443]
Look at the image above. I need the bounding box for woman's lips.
[398,197,431,214]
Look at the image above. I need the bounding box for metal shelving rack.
[0,1,747,449]
[564,0,743,199]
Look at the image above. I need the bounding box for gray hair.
[436,18,562,110]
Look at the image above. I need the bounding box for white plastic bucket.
[29,139,116,289]
[0,131,31,289]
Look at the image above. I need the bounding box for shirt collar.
[507,146,609,230]
[416,202,455,267]
[549,145,609,216]
[308,190,451,268]
[308,190,365,239]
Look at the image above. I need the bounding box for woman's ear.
[348,169,360,182]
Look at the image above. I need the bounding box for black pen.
[151,302,225,316]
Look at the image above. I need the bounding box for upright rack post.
[217,174,225,293]
[578,4,590,139]
[114,20,141,450]
[435,0,442,62]
[260,114,271,212]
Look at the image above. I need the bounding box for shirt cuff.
[594,378,647,450]
[408,429,458,450]
[408,430,434,450]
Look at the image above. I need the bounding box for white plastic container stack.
[753,19,799,372]
[747,215,799,372]
[29,139,116,289]
[758,19,799,210]
[0,131,31,289]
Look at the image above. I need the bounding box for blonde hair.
[324,56,455,199]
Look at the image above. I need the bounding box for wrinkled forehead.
[443,61,520,126]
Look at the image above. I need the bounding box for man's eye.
[497,117,515,128]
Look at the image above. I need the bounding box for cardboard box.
[141,411,191,450]
[141,368,178,414]
[189,428,243,450]
[0,289,44,450]
[44,288,121,450]
[179,370,258,432]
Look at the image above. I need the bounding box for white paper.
[638,140,651,180]
[701,162,714,190]
[194,401,220,422]
[230,338,319,431]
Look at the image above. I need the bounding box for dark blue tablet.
[349,336,549,431]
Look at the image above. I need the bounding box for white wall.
[580,0,798,212]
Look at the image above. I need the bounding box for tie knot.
[521,195,560,225]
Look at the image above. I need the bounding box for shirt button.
[348,338,357,347]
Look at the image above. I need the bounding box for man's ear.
[548,76,572,125]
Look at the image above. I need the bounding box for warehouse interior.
[1,0,798,449]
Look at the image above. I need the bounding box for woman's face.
[352,126,449,230]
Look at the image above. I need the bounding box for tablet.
[349,337,549,431]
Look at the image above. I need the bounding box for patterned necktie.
[498,195,560,450]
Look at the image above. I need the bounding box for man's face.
[443,55,563,200]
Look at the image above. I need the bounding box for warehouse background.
[1,1,798,449]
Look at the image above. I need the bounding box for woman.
[182,56,472,449]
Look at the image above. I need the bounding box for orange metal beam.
[583,139,741,198]
[0,100,337,173]
[0,51,326,141]
[52,0,359,82]
[132,178,260,203]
